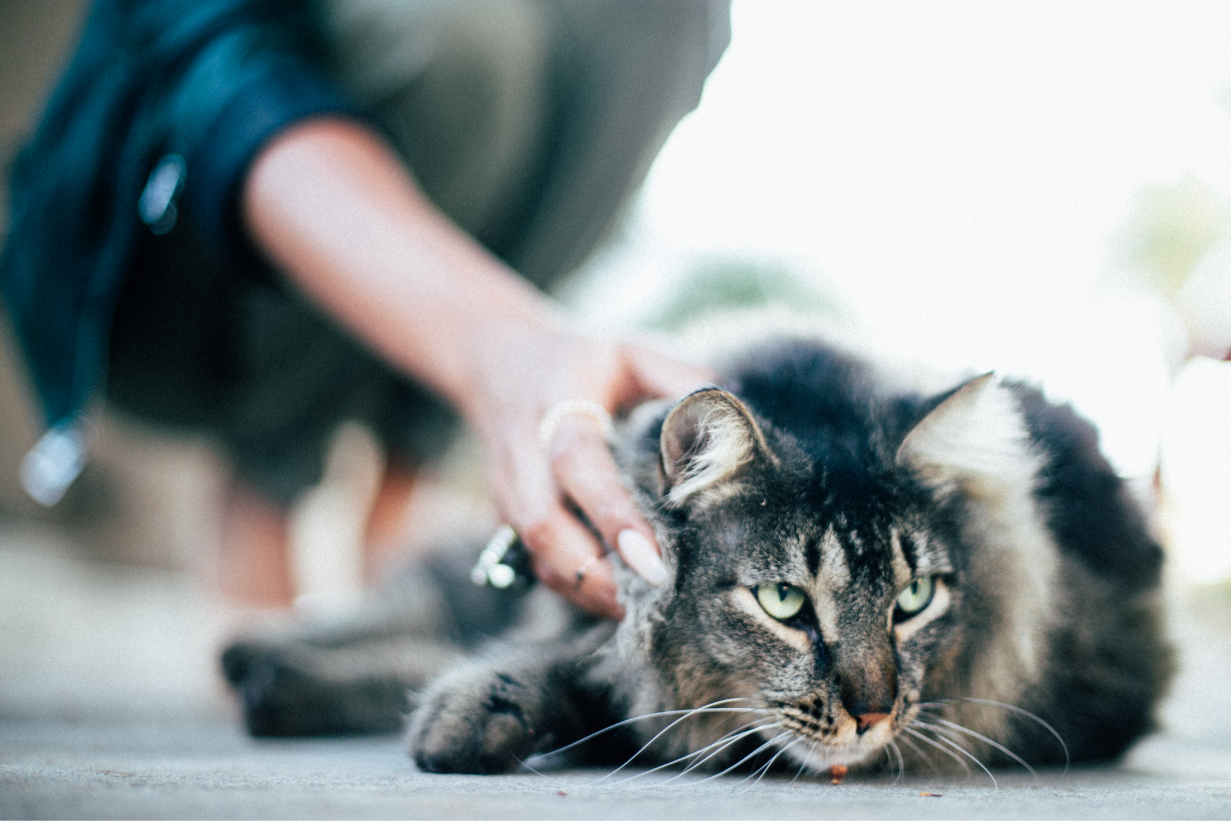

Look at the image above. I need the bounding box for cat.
[221,330,1173,778]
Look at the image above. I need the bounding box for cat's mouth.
[769,701,906,771]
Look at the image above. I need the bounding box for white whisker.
[700,730,793,783]
[670,719,782,781]
[922,727,998,789]
[898,728,941,775]
[741,731,798,785]
[542,697,765,761]
[740,752,778,788]
[533,697,760,773]
[742,734,806,790]
[903,726,971,777]
[917,716,1038,778]
[513,753,550,779]
[789,739,819,785]
[888,739,905,784]
[612,717,777,786]
[925,696,1070,774]
[591,700,772,784]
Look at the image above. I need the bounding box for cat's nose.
[854,712,890,734]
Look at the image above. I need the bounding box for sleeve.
[152,0,368,259]
[0,0,364,438]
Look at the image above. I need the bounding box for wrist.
[242,117,569,423]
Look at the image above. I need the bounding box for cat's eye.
[894,576,935,621]
[755,583,807,621]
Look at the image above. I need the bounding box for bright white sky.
[573,1,1231,582]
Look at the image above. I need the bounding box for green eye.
[756,583,807,621]
[894,577,935,620]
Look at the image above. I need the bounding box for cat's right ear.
[659,389,772,508]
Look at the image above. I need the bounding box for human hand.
[240,119,712,617]
[464,326,713,618]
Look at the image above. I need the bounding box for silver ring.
[538,400,614,451]
[471,524,519,588]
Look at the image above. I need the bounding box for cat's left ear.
[896,373,1037,496]
[659,388,774,508]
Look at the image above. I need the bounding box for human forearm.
[241,117,560,423]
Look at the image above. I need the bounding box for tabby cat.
[222,332,1172,778]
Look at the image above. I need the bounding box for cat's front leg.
[409,629,615,774]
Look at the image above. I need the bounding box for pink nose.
[854,712,890,733]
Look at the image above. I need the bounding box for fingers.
[619,341,717,405]
[495,408,669,620]
[548,415,669,588]
[492,440,624,619]
[516,502,624,620]
[482,333,703,619]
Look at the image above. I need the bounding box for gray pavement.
[2,521,1231,819]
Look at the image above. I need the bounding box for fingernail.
[618,529,668,587]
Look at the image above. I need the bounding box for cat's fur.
[222,333,1172,777]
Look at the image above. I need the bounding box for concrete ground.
[2,520,1231,820]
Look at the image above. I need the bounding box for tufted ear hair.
[895,373,1037,497]
[659,388,772,508]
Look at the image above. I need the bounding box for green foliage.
[1116,175,1231,299]
[643,257,843,331]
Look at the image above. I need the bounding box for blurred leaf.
[1116,175,1231,299]
[643,256,843,331]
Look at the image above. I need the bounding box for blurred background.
[1,0,1229,741]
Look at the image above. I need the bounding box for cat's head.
[616,368,1047,773]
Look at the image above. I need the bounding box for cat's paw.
[221,640,407,737]
[409,667,542,774]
